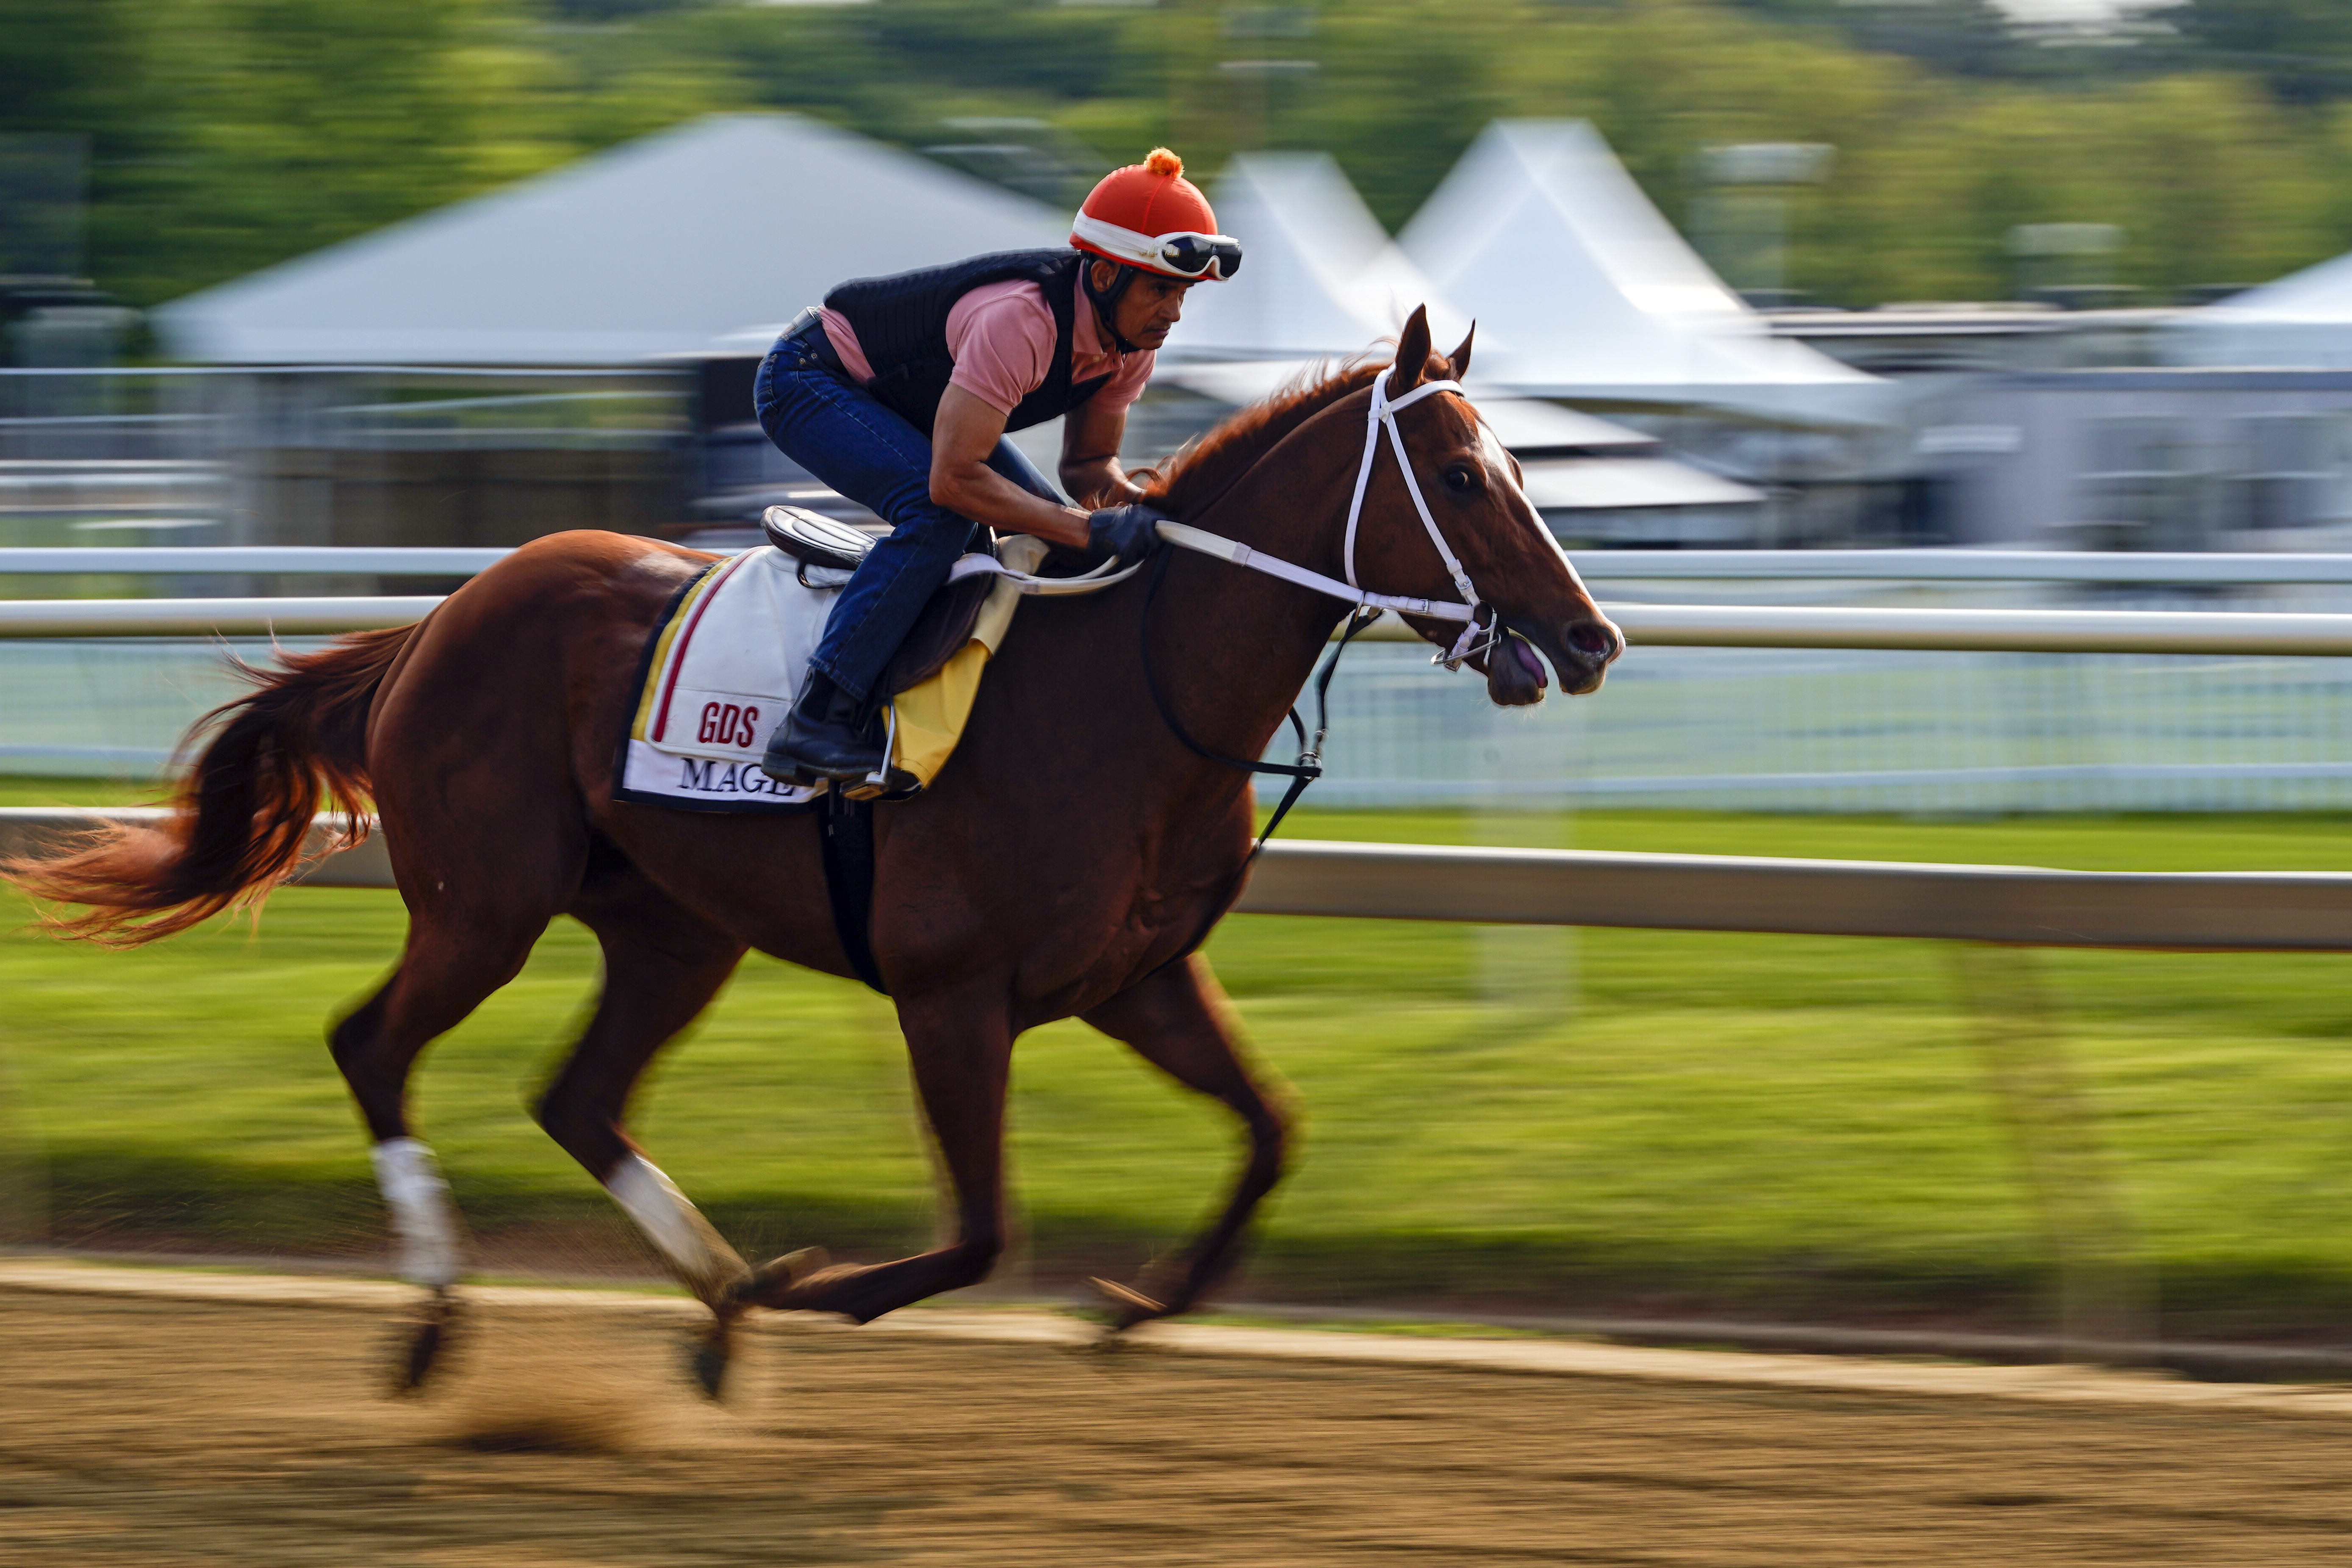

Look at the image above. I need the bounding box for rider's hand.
[1086,502,1168,571]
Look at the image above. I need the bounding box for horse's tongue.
[1514,638,1546,684]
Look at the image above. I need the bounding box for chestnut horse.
[9,309,1620,1392]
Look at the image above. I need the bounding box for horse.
[6,308,1621,1393]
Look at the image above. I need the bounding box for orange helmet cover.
[1073,149,1222,278]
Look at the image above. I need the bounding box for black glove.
[1086,502,1168,571]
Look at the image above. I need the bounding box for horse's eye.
[1443,464,1477,493]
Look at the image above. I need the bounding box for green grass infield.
[9,778,2352,1340]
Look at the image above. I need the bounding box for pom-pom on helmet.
[1071,149,1241,282]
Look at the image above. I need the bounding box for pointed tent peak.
[2164,249,2352,368]
[1166,151,1468,363]
[1219,152,1395,274]
[1403,119,1747,326]
[1396,118,1888,425]
[157,113,1066,365]
[2201,248,2352,321]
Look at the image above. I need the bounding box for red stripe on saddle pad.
[651,551,756,743]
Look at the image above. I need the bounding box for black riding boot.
[761,669,883,785]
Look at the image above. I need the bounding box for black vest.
[823,248,1114,435]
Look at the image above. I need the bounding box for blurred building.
[1767,264,2352,551]
[0,135,136,370]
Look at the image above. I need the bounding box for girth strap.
[818,787,888,995]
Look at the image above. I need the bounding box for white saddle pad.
[616,534,1078,813]
[618,546,832,811]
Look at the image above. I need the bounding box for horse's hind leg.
[1079,955,1291,1330]
[331,906,550,1389]
[535,859,751,1394]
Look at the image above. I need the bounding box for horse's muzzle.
[1513,614,1622,699]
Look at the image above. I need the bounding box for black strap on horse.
[819,785,889,995]
[819,540,1381,995]
[1139,544,1383,967]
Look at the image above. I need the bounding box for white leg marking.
[606,1153,745,1297]
[370,1137,462,1289]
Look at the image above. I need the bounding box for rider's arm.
[1058,397,1144,510]
[929,385,1093,549]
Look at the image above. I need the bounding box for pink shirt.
[817,274,1153,423]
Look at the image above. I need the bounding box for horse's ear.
[1447,323,1474,380]
[1389,305,1433,394]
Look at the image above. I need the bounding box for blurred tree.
[2164,0,2352,104]
[0,0,150,144]
[866,0,1137,102]
[0,0,182,291]
[1314,0,1507,229]
[11,0,2352,317]
[1732,0,2027,77]
[136,0,552,300]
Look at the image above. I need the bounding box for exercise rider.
[755,147,1241,785]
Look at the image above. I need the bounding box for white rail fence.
[17,546,2352,583]
[9,549,2352,810]
[3,808,2346,950]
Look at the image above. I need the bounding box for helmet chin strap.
[1081,259,1148,355]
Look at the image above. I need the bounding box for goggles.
[1072,212,1244,280]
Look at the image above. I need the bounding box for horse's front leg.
[737,986,1012,1322]
[1078,954,1291,1330]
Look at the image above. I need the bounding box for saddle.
[762,505,998,700]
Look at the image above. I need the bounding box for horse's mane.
[1139,359,1383,520]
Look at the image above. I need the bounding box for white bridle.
[956,363,1493,665]
[1340,366,1487,666]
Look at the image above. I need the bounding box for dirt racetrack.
[8,1274,2352,1565]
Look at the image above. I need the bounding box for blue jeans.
[754,325,1061,705]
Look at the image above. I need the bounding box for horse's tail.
[5,624,417,947]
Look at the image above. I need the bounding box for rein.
[956,369,1493,664]
[1139,547,1382,859]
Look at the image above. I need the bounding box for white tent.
[156,114,1066,365]
[1167,152,1465,363]
[1399,121,1889,427]
[2163,254,2352,368]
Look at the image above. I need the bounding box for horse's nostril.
[1566,621,1615,660]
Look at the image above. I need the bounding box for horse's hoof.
[737,1245,831,1309]
[686,1321,733,1401]
[1088,1276,1166,1333]
[391,1290,459,1394]
[776,1244,829,1283]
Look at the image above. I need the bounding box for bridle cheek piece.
[1339,366,1495,670]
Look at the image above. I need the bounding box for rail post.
[1949,944,2151,1364]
